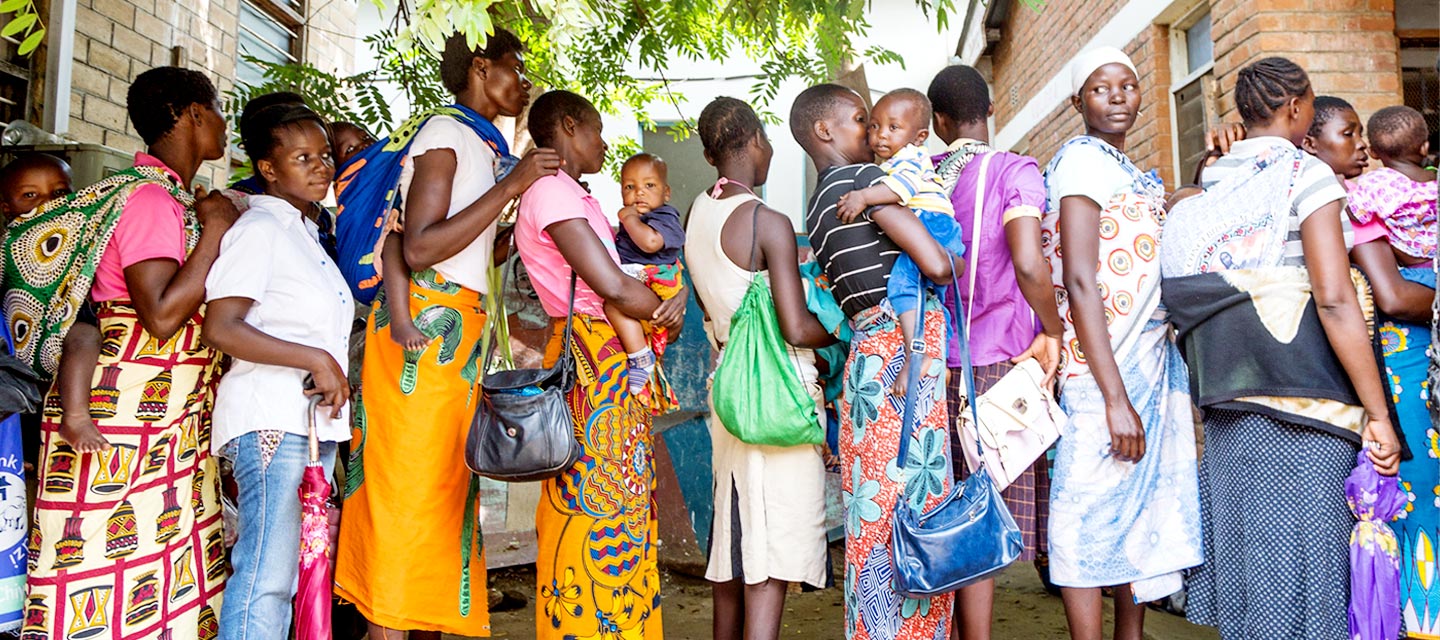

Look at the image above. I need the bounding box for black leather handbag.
[464,269,583,483]
[890,263,1023,597]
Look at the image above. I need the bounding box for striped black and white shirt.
[1200,137,1351,265]
[805,163,902,318]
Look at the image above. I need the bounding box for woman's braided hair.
[698,97,764,162]
[1234,57,1311,126]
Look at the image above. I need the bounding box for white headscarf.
[1069,46,1138,96]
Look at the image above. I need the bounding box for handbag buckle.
[909,339,925,354]
[1011,398,1029,415]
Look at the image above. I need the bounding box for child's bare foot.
[59,414,110,454]
[390,322,430,352]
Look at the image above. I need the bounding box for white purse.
[957,152,1066,491]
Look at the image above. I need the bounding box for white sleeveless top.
[685,192,819,385]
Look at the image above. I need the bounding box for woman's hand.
[503,148,563,193]
[195,187,241,235]
[1106,398,1146,462]
[1204,123,1247,156]
[305,350,350,420]
[1012,332,1062,387]
[652,286,687,333]
[1362,414,1401,475]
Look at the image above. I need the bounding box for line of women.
[5,28,1433,640]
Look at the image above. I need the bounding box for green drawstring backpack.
[711,203,824,447]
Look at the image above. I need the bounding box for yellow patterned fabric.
[334,271,491,636]
[535,315,662,639]
[23,303,224,640]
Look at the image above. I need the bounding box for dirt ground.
[471,546,1220,640]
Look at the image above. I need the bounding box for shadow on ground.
[468,545,1220,640]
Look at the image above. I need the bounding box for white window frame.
[1166,2,1215,185]
[237,0,306,87]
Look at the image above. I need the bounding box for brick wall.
[69,0,357,185]
[986,0,1405,188]
[304,1,358,79]
[1210,0,1402,120]
[990,5,1178,186]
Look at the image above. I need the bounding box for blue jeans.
[220,432,337,640]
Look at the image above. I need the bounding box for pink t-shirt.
[515,173,619,318]
[90,153,188,301]
[1350,215,1390,246]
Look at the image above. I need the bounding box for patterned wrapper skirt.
[24,303,225,639]
[949,360,1050,562]
[839,299,953,640]
[1185,409,1357,640]
[1385,267,1440,640]
[534,315,662,640]
[334,273,491,636]
[1047,317,1203,596]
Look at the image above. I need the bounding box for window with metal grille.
[1169,8,1215,186]
[237,0,304,88]
[1399,42,1438,158]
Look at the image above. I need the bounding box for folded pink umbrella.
[1346,450,1406,640]
[294,395,332,640]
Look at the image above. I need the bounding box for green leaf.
[0,0,27,14]
[2,12,35,37]
[17,26,42,55]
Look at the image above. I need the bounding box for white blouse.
[205,195,353,451]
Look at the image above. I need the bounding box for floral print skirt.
[839,299,953,640]
[1384,267,1439,640]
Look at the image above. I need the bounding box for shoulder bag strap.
[559,272,577,367]
[966,152,995,330]
[895,256,981,471]
[483,233,577,373]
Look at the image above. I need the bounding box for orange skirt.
[334,273,490,635]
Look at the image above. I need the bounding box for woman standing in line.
[1166,57,1401,640]
[926,64,1063,640]
[1041,47,1203,640]
[789,82,955,640]
[19,66,240,638]
[202,103,352,639]
[687,97,834,640]
[333,29,560,639]
[515,90,685,640]
[1302,96,1438,638]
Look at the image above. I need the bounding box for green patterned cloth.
[2,166,196,376]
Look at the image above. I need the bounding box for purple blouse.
[937,148,1048,368]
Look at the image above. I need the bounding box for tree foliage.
[227,0,1042,174]
[0,0,46,56]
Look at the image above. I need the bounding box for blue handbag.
[889,263,1023,597]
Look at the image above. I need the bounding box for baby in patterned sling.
[0,154,109,456]
[835,89,968,396]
